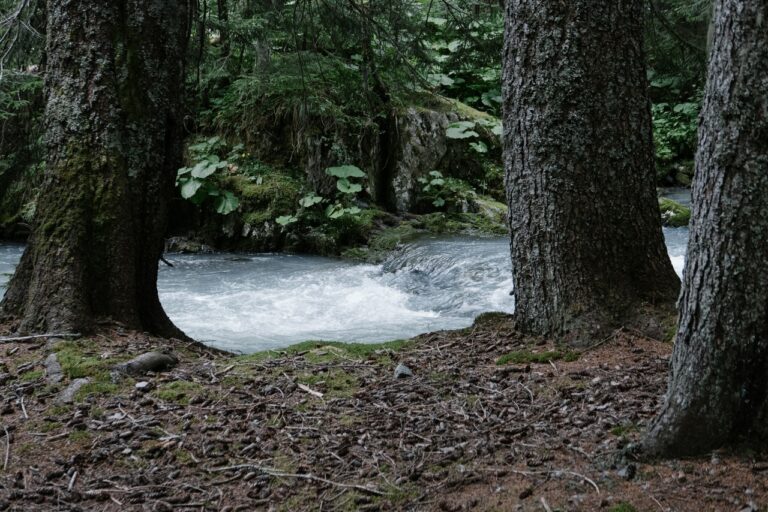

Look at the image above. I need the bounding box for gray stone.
[57,378,90,404]
[134,381,154,392]
[113,351,178,376]
[394,363,413,379]
[45,353,63,384]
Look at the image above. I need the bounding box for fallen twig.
[297,383,324,398]
[3,426,9,470]
[207,464,384,495]
[0,332,80,343]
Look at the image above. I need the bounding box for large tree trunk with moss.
[0,0,187,337]
[502,0,680,344]
[643,0,768,457]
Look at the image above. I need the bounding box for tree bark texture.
[502,0,680,344]
[644,0,768,456]
[1,0,188,337]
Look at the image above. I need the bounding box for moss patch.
[154,380,205,405]
[496,350,579,365]
[658,198,691,227]
[53,340,122,379]
[239,339,413,364]
[609,503,638,512]
[75,381,119,401]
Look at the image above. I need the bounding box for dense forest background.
[0,0,708,248]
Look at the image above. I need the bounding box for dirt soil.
[0,314,766,511]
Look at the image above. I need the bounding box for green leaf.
[276,215,298,226]
[325,204,345,219]
[191,162,218,179]
[345,206,361,215]
[177,166,192,177]
[470,141,488,153]
[336,179,362,194]
[325,165,366,179]
[430,178,445,186]
[188,142,208,152]
[215,191,239,215]
[180,178,204,199]
[446,126,479,139]
[433,198,446,207]
[299,194,324,207]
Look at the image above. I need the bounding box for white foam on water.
[1,221,691,353]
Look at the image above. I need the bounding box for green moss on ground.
[239,339,413,365]
[609,503,638,512]
[496,349,579,365]
[54,340,116,379]
[658,198,691,227]
[154,380,205,404]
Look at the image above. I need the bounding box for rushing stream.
[1,230,688,353]
[0,196,690,352]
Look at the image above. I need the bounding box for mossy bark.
[1,0,188,337]
[502,0,680,345]
[644,0,768,457]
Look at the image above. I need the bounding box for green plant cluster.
[417,171,476,211]
[176,136,240,215]
[276,165,367,226]
[652,99,700,183]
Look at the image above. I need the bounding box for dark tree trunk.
[643,0,768,457]
[502,0,680,345]
[217,0,230,57]
[0,0,188,338]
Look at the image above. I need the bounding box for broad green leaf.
[446,126,479,139]
[325,165,366,179]
[192,162,218,179]
[470,141,488,153]
[215,191,239,215]
[433,198,446,207]
[180,178,203,199]
[299,194,324,207]
[337,179,362,194]
[276,215,298,226]
[325,204,345,219]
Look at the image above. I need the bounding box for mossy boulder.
[659,197,691,227]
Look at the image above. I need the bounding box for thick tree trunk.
[643,0,768,457]
[0,0,188,338]
[502,0,680,345]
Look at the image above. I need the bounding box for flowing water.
[0,197,691,352]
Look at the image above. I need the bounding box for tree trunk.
[0,0,188,338]
[217,0,230,57]
[643,0,768,457]
[502,0,680,345]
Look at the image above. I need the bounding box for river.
[0,213,689,353]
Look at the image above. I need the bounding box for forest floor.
[0,314,766,512]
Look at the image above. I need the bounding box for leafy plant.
[176,136,240,214]
[652,99,700,181]
[275,164,367,227]
[417,171,475,210]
